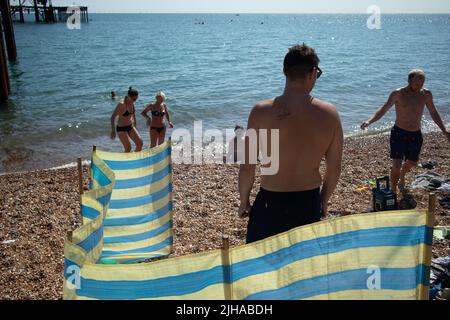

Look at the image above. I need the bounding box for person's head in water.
[283,43,321,93]
[408,69,425,92]
[111,91,116,99]
[128,87,139,102]
[155,91,166,104]
[234,125,245,137]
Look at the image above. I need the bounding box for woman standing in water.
[141,91,174,147]
[110,87,143,152]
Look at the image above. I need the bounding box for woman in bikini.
[110,87,143,152]
[141,91,174,148]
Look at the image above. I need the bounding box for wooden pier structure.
[1,1,89,101]
[10,1,89,24]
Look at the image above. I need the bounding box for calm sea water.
[0,14,449,173]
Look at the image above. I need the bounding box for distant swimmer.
[226,125,245,163]
[141,91,174,148]
[110,87,143,152]
[361,69,450,194]
[111,91,116,100]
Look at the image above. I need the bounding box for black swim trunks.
[390,125,423,162]
[116,124,133,133]
[246,187,321,244]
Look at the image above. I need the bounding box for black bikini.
[116,124,133,133]
[151,126,166,133]
[122,108,135,117]
[151,110,165,117]
[116,105,135,133]
[151,105,166,133]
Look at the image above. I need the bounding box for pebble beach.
[0,132,449,300]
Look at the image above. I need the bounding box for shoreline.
[0,132,449,299]
[1,125,446,176]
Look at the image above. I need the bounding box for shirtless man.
[361,69,450,194]
[238,44,343,244]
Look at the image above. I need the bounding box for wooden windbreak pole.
[89,146,96,188]
[222,234,232,300]
[77,158,83,195]
[419,193,436,300]
[77,157,83,217]
[167,138,174,255]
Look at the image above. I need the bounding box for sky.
[48,0,450,13]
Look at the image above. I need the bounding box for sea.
[0,13,449,173]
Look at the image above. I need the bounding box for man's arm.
[425,91,450,142]
[321,111,344,217]
[238,106,260,218]
[361,91,398,129]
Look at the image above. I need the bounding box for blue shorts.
[246,188,321,244]
[390,125,423,162]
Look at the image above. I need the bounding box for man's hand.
[169,122,174,129]
[238,202,251,218]
[321,201,328,218]
[110,131,116,140]
[360,121,370,130]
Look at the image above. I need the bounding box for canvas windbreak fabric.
[64,140,174,300]
[64,201,432,300]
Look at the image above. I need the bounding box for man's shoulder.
[312,98,339,117]
[422,88,432,96]
[253,98,275,110]
[249,98,275,119]
[391,88,404,96]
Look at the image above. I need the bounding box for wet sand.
[0,132,449,299]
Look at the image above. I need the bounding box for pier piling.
[33,0,39,23]
[0,0,18,61]
[0,16,10,100]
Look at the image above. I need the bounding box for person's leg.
[150,128,159,148]
[157,127,167,146]
[128,127,143,152]
[399,160,417,189]
[390,126,405,194]
[117,132,132,152]
[391,159,403,194]
[399,132,423,190]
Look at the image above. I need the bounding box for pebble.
[0,132,449,299]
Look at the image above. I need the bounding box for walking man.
[361,69,450,194]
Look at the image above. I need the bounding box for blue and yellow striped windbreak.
[64,207,433,300]
[86,141,173,264]
[63,160,114,300]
